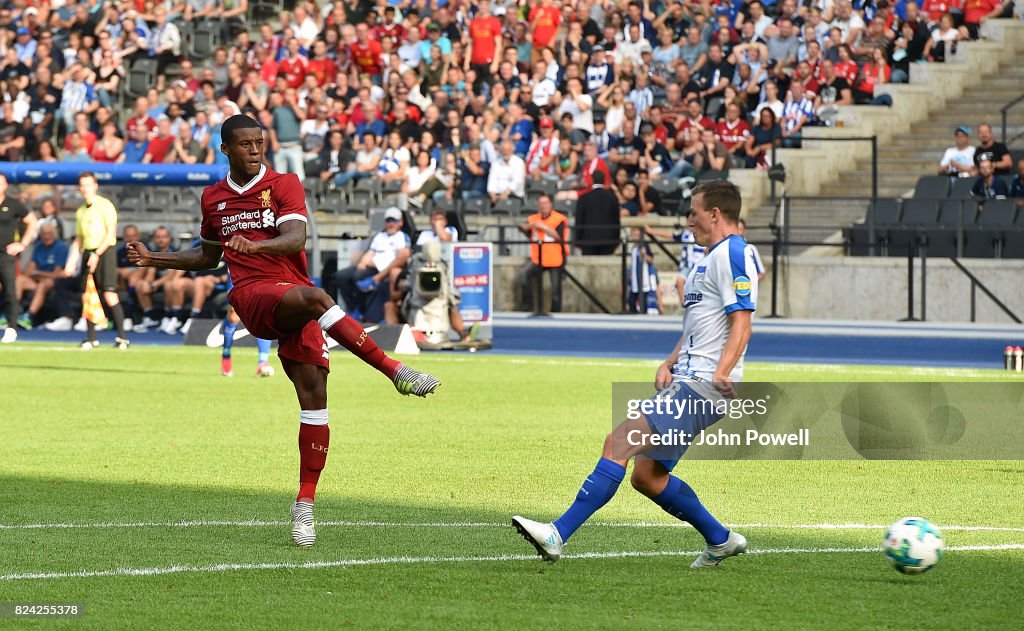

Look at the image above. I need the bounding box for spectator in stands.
[1010,158,1024,206]
[695,43,734,115]
[973,123,1013,175]
[853,16,893,63]
[525,116,561,181]
[781,81,815,147]
[680,26,709,73]
[14,221,68,330]
[938,125,976,177]
[333,130,381,188]
[269,88,306,180]
[971,159,1009,199]
[121,124,151,164]
[766,18,801,72]
[135,6,182,91]
[834,44,859,84]
[143,116,175,164]
[335,207,412,322]
[517,194,568,313]
[608,123,645,177]
[754,80,785,119]
[91,120,124,163]
[831,1,866,46]
[625,227,661,315]
[377,129,411,191]
[58,64,99,131]
[959,0,1008,40]
[696,129,730,173]
[815,59,855,124]
[745,107,783,169]
[62,132,91,163]
[167,121,212,164]
[716,103,753,168]
[853,48,893,106]
[458,144,491,202]
[487,139,527,203]
[0,102,25,162]
[928,13,961,62]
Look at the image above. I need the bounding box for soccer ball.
[883,517,944,574]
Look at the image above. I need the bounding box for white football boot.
[291,501,316,548]
[512,516,563,563]
[690,530,748,569]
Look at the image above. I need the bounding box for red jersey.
[200,167,310,290]
[576,157,611,196]
[145,134,173,162]
[278,55,309,88]
[529,6,561,48]
[715,119,751,149]
[350,40,383,76]
[678,116,714,142]
[373,23,405,48]
[307,58,337,86]
[125,115,156,136]
[963,0,1000,23]
[66,130,97,154]
[469,15,502,65]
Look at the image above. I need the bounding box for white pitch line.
[2,544,1023,582]
[2,520,1024,532]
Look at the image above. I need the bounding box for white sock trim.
[299,409,329,426]
[318,305,345,331]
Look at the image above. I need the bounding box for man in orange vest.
[516,194,569,313]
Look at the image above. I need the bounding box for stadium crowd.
[0,0,1022,335]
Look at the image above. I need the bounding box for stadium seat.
[350,178,381,207]
[1001,208,1024,259]
[189,21,221,59]
[316,191,348,215]
[526,179,557,197]
[463,197,490,216]
[847,198,899,255]
[697,170,728,184]
[963,200,1018,258]
[888,199,936,256]
[125,59,158,99]
[554,198,576,215]
[651,175,681,195]
[912,175,951,199]
[922,200,970,257]
[949,177,976,200]
[445,209,468,242]
[492,198,522,216]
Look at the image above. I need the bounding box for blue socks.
[653,476,729,546]
[553,458,626,542]
[222,319,239,358]
[256,338,271,364]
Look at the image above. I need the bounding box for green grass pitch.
[0,345,1021,629]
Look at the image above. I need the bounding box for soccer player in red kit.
[126,115,440,548]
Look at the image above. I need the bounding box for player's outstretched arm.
[127,240,223,271]
[224,219,305,256]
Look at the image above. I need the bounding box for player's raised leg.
[630,456,746,568]
[273,285,440,397]
[281,358,330,547]
[221,307,240,376]
[513,417,652,562]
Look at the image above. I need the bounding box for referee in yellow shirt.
[64,172,129,349]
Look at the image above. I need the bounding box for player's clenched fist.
[225,235,263,254]
[126,241,152,267]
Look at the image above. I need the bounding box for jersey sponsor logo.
[683,291,703,307]
[694,265,706,282]
[733,275,752,297]
[219,208,275,235]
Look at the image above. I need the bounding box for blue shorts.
[641,380,724,471]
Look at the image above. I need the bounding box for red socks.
[318,305,401,379]
[297,411,330,503]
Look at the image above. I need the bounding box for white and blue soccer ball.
[884,517,944,574]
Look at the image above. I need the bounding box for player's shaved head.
[221,114,263,145]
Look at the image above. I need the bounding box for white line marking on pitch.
[2,520,1023,532]
[2,544,1022,582]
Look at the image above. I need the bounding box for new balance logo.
[217,202,226,211]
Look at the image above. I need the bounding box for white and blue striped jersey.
[674,234,758,384]
[674,229,705,275]
[747,242,764,277]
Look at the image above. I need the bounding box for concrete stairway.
[743,22,1024,248]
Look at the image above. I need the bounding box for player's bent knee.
[630,470,664,497]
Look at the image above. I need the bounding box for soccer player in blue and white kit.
[514,181,757,568]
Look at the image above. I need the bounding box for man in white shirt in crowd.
[938,126,976,178]
[488,139,527,203]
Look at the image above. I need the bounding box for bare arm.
[129,240,224,271]
[223,217,307,256]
